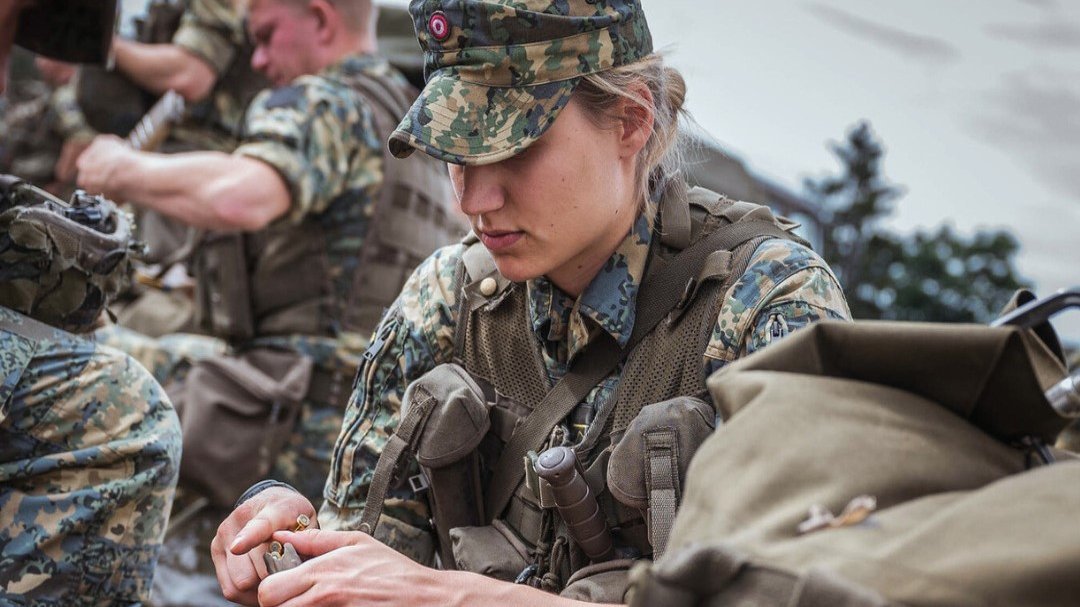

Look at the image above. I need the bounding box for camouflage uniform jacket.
[319,210,852,558]
[0,306,181,605]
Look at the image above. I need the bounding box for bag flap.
[708,320,1070,442]
[196,349,313,409]
[407,363,494,468]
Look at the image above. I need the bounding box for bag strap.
[483,217,796,522]
[644,428,679,559]
[0,310,58,341]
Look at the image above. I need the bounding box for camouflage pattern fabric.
[0,306,181,606]
[94,324,225,387]
[389,0,654,165]
[318,208,851,558]
[235,53,396,225]
[167,0,260,152]
[0,183,143,334]
[0,80,93,193]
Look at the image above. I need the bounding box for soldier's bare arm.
[112,37,218,102]
[75,134,291,230]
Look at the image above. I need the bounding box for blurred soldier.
[0,54,94,196]
[77,0,464,506]
[0,1,182,604]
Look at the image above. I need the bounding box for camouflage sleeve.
[318,243,465,564]
[0,316,181,605]
[171,0,245,75]
[705,239,851,376]
[234,78,383,224]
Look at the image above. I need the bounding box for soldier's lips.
[479,230,524,252]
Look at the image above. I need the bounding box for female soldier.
[212,0,851,605]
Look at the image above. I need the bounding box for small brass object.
[263,540,303,575]
[294,513,311,532]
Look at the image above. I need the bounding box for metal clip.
[408,471,430,495]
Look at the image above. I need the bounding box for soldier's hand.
[74,135,130,198]
[55,136,92,183]
[255,529,428,607]
[210,487,317,606]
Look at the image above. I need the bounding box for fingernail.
[230,534,245,552]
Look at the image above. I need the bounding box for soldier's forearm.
[112,38,217,102]
[110,151,290,231]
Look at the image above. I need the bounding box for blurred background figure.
[0,51,94,197]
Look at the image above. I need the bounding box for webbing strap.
[645,428,678,559]
[0,310,59,341]
[483,218,796,522]
[483,332,621,521]
[359,389,437,534]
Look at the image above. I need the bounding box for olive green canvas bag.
[627,304,1078,607]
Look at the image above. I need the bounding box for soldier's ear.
[309,0,336,43]
[616,82,654,160]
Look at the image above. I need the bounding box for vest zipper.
[331,315,400,503]
[363,317,399,362]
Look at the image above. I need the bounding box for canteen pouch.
[448,520,530,581]
[607,396,716,557]
[170,348,312,507]
[407,364,497,566]
[193,232,256,342]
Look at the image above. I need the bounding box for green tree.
[806,121,1030,322]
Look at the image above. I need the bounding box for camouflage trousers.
[95,325,360,504]
[1,308,182,606]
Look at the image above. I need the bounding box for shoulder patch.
[264,85,305,110]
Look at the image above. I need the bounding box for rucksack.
[627,289,1079,607]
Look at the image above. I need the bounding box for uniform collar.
[318,53,386,81]
[527,213,652,360]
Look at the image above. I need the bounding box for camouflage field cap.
[15,0,118,64]
[0,177,142,333]
[388,0,653,165]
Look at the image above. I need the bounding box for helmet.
[15,0,118,64]
[0,175,143,333]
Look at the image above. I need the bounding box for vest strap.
[0,310,59,341]
[359,387,439,534]
[483,217,796,523]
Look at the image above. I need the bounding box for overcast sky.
[379,0,1080,336]
[638,0,1080,337]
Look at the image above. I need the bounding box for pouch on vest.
[169,348,312,507]
[408,364,497,566]
[448,520,530,582]
[606,396,716,559]
[627,300,1079,607]
[193,232,255,342]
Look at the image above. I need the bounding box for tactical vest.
[192,67,462,343]
[361,185,808,596]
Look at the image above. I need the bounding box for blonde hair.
[574,53,689,219]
